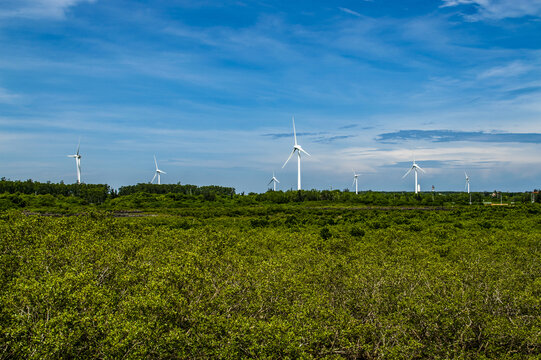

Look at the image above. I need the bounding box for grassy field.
[1,204,540,359]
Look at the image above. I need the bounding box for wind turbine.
[402,156,425,193]
[282,117,310,190]
[465,171,471,205]
[67,140,81,184]
[151,155,166,184]
[352,170,360,195]
[268,171,280,191]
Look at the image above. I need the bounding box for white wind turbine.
[282,117,311,190]
[151,155,166,184]
[402,156,425,193]
[352,170,360,195]
[268,171,280,191]
[465,171,471,205]
[67,140,82,184]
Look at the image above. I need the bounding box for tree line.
[0,179,539,210]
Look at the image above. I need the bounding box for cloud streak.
[376,130,541,144]
[441,0,541,20]
[338,7,362,17]
[0,0,95,20]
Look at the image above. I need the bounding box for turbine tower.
[465,171,471,205]
[151,155,166,184]
[402,156,425,194]
[352,170,359,195]
[67,140,81,184]
[282,117,310,190]
[268,171,280,191]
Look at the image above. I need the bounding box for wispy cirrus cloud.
[0,0,95,20]
[478,61,534,79]
[313,135,355,143]
[338,7,362,17]
[262,132,325,139]
[505,86,541,98]
[0,87,20,103]
[376,129,541,144]
[440,0,541,20]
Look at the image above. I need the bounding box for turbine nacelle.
[294,145,310,156]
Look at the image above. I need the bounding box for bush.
[320,226,332,240]
[350,226,365,237]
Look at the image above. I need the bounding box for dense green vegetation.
[1,201,540,358]
[0,179,539,214]
[117,183,235,197]
[0,179,111,206]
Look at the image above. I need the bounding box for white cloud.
[478,61,534,78]
[0,87,19,103]
[441,0,541,20]
[338,7,362,17]
[0,0,95,20]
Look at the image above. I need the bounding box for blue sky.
[0,0,540,192]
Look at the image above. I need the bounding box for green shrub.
[320,226,332,239]
[350,226,365,237]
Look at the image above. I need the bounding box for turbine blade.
[76,138,80,156]
[154,155,158,170]
[276,179,280,183]
[417,165,426,173]
[282,149,296,168]
[292,116,297,146]
[161,171,167,175]
[299,148,311,156]
[268,179,274,186]
[402,167,413,179]
[151,173,157,183]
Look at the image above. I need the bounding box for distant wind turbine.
[282,117,310,190]
[465,171,471,205]
[352,170,360,195]
[151,155,166,184]
[402,156,425,193]
[67,139,81,184]
[268,171,280,191]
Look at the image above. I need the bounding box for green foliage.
[117,183,235,197]
[1,205,540,358]
[0,179,111,204]
[2,179,540,214]
[349,226,365,237]
[319,226,332,240]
